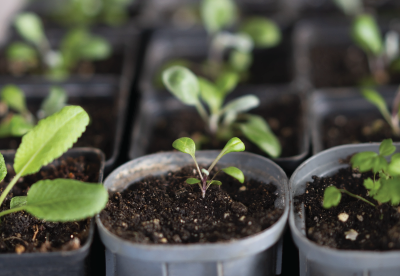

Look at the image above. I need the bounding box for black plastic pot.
[310,87,397,154]
[140,27,293,99]
[130,85,309,173]
[0,147,105,276]
[0,83,127,172]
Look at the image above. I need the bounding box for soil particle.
[0,155,100,253]
[100,166,283,244]
[296,166,400,250]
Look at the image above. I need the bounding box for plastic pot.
[289,143,400,276]
[96,151,289,276]
[0,147,105,276]
[129,85,309,173]
[310,87,396,154]
[0,83,127,172]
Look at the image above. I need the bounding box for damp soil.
[100,166,283,244]
[322,113,400,150]
[295,166,400,250]
[0,98,116,158]
[148,94,302,158]
[310,45,400,88]
[0,155,100,253]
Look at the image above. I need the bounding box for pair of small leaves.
[186,178,222,186]
[186,167,244,184]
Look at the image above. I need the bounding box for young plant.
[334,0,399,85]
[360,86,400,136]
[323,139,400,209]
[0,85,68,138]
[173,136,245,198]
[163,65,281,158]
[0,105,108,222]
[7,12,111,80]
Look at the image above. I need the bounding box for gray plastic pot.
[96,151,289,276]
[310,86,396,154]
[0,147,105,276]
[289,143,400,276]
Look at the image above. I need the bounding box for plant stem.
[0,171,23,208]
[0,206,25,218]
[339,189,376,207]
[195,101,209,127]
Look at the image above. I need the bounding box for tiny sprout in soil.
[173,137,245,198]
[0,105,108,222]
[323,139,400,209]
[163,65,281,158]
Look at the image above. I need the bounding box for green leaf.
[222,95,259,116]
[10,196,27,209]
[208,180,222,186]
[239,17,281,48]
[333,0,362,16]
[389,154,400,176]
[229,50,252,72]
[374,178,400,205]
[238,118,281,158]
[172,137,196,158]
[0,153,6,183]
[323,186,342,208]
[162,66,200,106]
[14,13,45,47]
[14,106,89,177]
[215,71,239,95]
[379,139,396,156]
[363,178,381,196]
[351,151,379,172]
[1,85,27,113]
[372,156,388,174]
[79,36,111,61]
[22,179,108,222]
[221,166,244,183]
[9,115,34,137]
[186,178,201,184]
[198,77,223,114]
[39,86,68,119]
[352,14,383,56]
[361,88,390,120]
[200,0,236,34]
[6,42,37,63]
[220,137,245,156]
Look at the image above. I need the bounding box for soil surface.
[310,45,400,88]
[0,155,100,253]
[322,113,400,150]
[100,166,283,244]
[0,97,116,158]
[296,166,400,250]
[148,94,302,158]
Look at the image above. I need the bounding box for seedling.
[163,65,281,158]
[360,87,400,136]
[7,12,111,80]
[0,105,108,222]
[0,85,68,138]
[173,137,245,198]
[323,139,400,208]
[334,0,399,85]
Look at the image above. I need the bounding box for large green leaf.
[186,178,201,184]
[200,0,237,34]
[389,153,400,176]
[172,137,196,158]
[221,166,244,183]
[0,153,6,183]
[215,71,239,95]
[14,13,45,47]
[379,139,396,156]
[14,106,89,177]
[352,14,383,56]
[1,85,27,113]
[10,196,27,209]
[222,95,259,116]
[198,77,223,114]
[6,42,37,63]
[39,86,68,119]
[79,36,111,61]
[239,17,281,48]
[374,178,400,205]
[221,137,245,155]
[21,179,108,222]
[350,151,379,172]
[162,66,200,105]
[323,186,342,208]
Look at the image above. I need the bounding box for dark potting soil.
[148,94,302,158]
[310,45,400,88]
[322,113,400,150]
[0,98,115,158]
[100,166,283,244]
[0,155,100,253]
[296,166,400,250]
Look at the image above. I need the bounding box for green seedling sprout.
[173,137,245,198]
[361,86,400,136]
[163,65,281,158]
[323,139,400,209]
[333,0,399,85]
[7,12,111,80]
[0,105,108,222]
[0,85,68,138]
